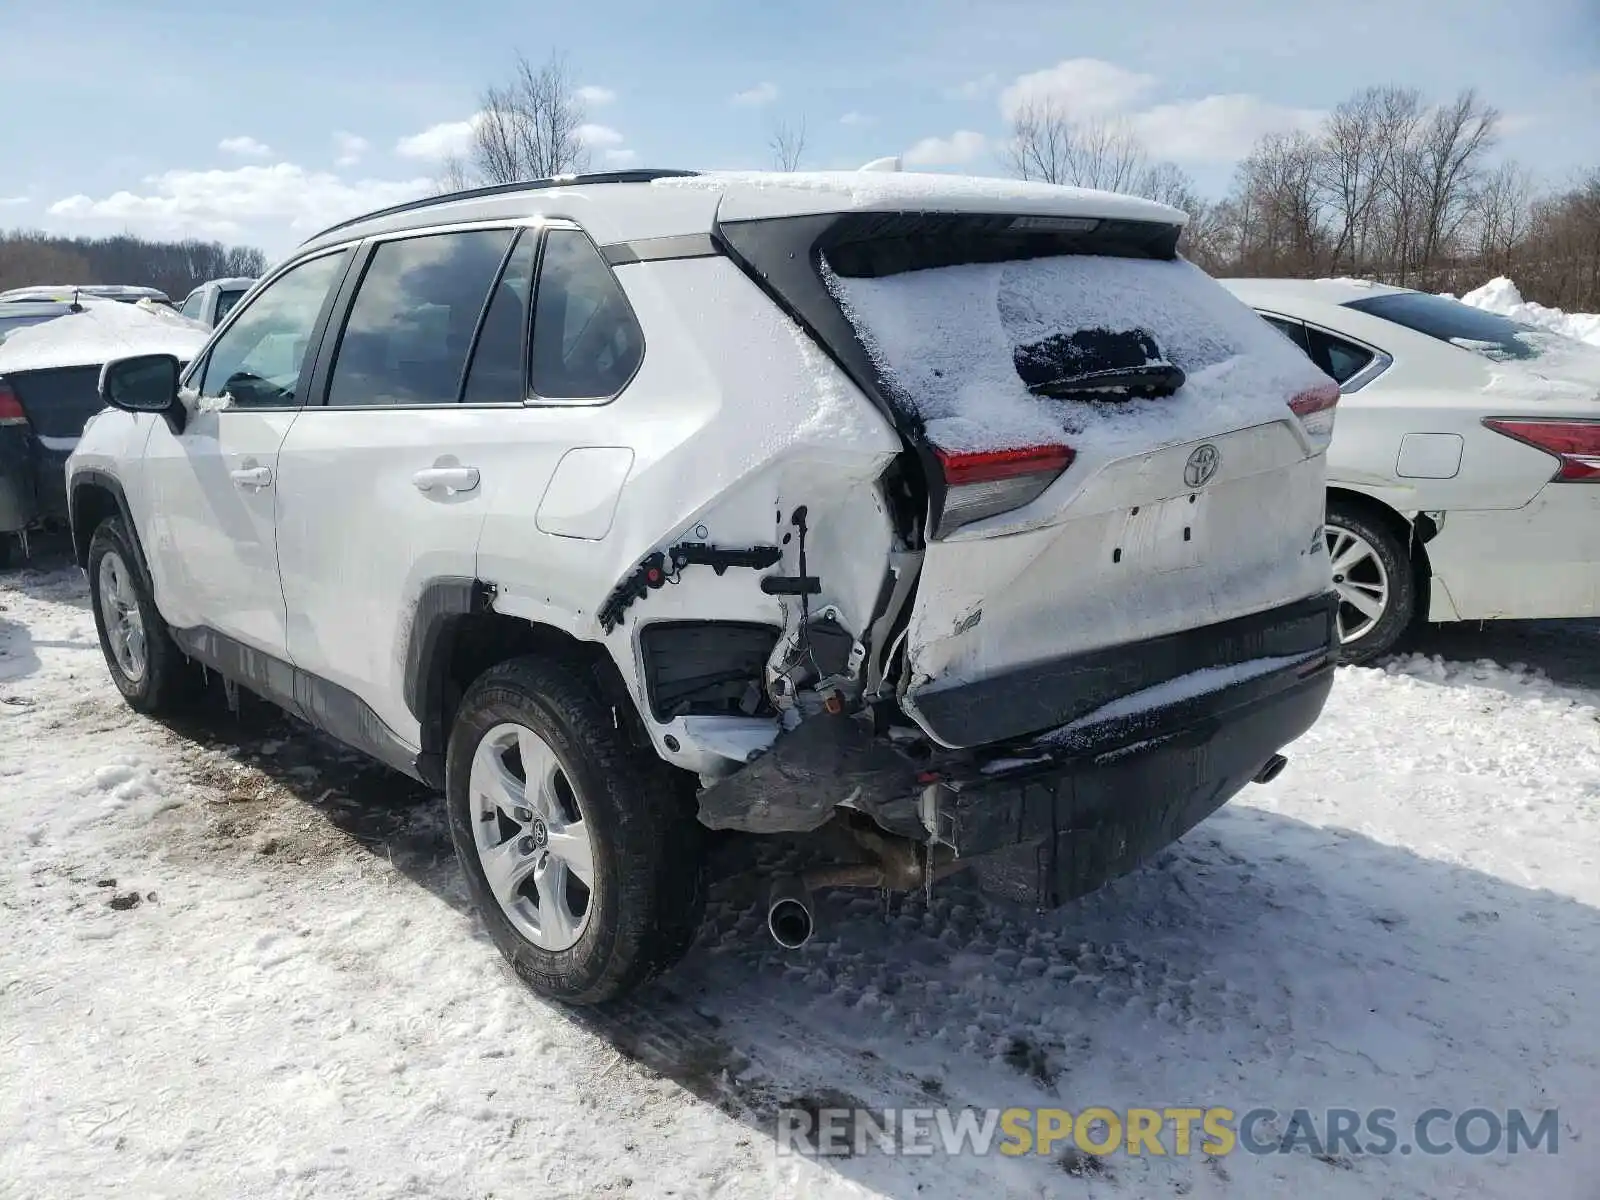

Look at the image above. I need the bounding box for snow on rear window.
[824,254,1328,456]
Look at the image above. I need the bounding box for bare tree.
[1005,99,1075,184]
[1006,102,1153,193]
[470,52,591,184]
[433,153,476,195]
[1472,161,1535,275]
[1415,88,1501,265]
[1230,131,1327,274]
[769,117,807,172]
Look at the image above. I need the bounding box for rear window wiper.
[1027,362,1187,399]
[1013,327,1185,400]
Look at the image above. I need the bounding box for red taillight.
[1484,417,1600,482]
[1289,382,1340,418]
[0,380,27,427]
[933,444,1075,535]
[1288,382,1339,449]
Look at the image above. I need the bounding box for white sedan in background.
[1222,278,1600,662]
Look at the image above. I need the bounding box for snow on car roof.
[664,170,1190,227]
[1218,277,1413,308]
[0,297,209,374]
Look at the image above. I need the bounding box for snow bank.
[0,299,209,374]
[1450,277,1600,347]
[826,254,1329,455]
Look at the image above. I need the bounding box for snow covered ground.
[4,555,1599,1199]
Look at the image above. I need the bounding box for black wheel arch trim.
[69,469,153,585]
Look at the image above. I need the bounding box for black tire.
[446,656,705,1005]
[87,517,201,713]
[1325,500,1415,665]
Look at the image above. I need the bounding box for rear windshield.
[824,253,1327,456]
[1343,292,1544,362]
[0,312,65,341]
[215,288,248,323]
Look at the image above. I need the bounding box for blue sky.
[3,0,1596,257]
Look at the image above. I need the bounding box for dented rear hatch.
[716,187,1337,748]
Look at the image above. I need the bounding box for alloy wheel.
[469,722,595,951]
[1325,524,1390,645]
[97,550,148,683]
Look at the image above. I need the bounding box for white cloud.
[576,85,616,106]
[604,148,639,166]
[395,115,482,160]
[0,196,28,207]
[48,163,433,243]
[1129,94,1325,163]
[576,123,625,148]
[902,130,988,167]
[732,82,779,107]
[218,135,272,159]
[839,111,873,126]
[946,74,998,101]
[998,59,1156,121]
[333,131,370,167]
[994,58,1326,167]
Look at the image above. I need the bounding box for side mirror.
[100,354,185,433]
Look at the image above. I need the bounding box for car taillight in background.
[1289,382,1340,451]
[932,444,1075,536]
[1483,417,1600,482]
[0,379,27,427]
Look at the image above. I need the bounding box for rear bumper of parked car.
[1424,486,1600,622]
[0,428,72,534]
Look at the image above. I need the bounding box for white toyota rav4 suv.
[69,169,1340,1004]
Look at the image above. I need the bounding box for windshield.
[1344,292,1546,362]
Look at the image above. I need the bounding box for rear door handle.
[412,466,481,495]
[230,465,273,489]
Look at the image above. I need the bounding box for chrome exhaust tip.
[767,875,814,949]
[1252,753,1289,785]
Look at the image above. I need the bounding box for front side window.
[325,229,514,407]
[199,250,351,407]
[530,229,644,400]
[179,291,204,321]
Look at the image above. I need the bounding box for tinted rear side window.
[1305,327,1374,384]
[326,229,515,407]
[529,229,643,400]
[1344,292,1541,362]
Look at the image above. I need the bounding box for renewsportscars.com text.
[776,1105,1561,1160]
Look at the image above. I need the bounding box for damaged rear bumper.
[698,591,1339,908]
[903,591,1338,748]
[930,651,1334,907]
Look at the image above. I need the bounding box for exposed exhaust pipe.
[1252,753,1289,785]
[767,876,815,949]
